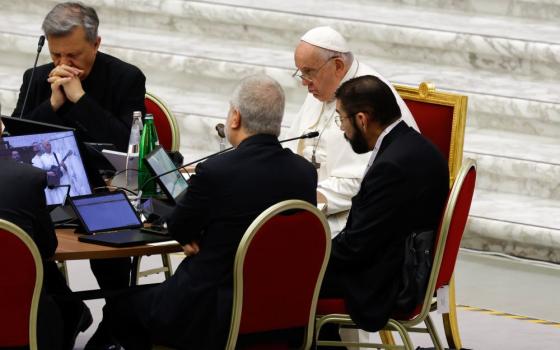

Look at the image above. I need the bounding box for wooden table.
[54,229,182,299]
[54,228,182,261]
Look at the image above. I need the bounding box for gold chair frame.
[396,82,468,348]
[0,219,43,350]
[315,159,477,350]
[395,82,468,187]
[226,200,332,350]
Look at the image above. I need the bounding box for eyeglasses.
[334,114,352,127]
[292,56,338,83]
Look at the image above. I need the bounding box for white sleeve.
[318,124,370,214]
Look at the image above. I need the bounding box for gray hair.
[42,2,99,43]
[230,74,285,137]
[315,47,354,65]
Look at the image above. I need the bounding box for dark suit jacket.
[11,52,146,152]
[0,159,57,259]
[324,121,449,331]
[130,134,317,349]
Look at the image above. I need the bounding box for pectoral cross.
[311,154,321,169]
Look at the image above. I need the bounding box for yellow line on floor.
[458,305,560,328]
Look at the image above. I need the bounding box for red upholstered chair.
[397,82,468,348]
[137,92,180,283]
[226,200,331,350]
[145,92,180,152]
[315,159,477,350]
[0,219,43,350]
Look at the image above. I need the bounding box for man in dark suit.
[10,3,146,348]
[11,2,146,152]
[106,74,318,349]
[320,75,449,336]
[0,159,92,350]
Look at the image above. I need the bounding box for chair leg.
[425,315,445,350]
[442,275,463,349]
[379,330,396,346]
[386,320,413,350]
[162,253,172,279]
[132,256,140,286]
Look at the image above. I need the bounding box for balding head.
[226,74,285,146]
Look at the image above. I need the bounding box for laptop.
[143,146,189,203]
[70,191,173,247]
[1,115,75,135]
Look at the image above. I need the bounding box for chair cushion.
[316,298,348,315]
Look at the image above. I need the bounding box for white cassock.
[287,58,419,237]
[40,152,68,205]
[31,154,44,169]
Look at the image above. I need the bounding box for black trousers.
[89,257,132,336]
[40,261,88,350]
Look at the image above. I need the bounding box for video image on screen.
[0,130,91,205]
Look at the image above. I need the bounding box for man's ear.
[94,36,101,51]
[355,112,369,131]
[334,57,347,77]
[230,108,241,129]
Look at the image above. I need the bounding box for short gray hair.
[42,2,99,43]
[230,74,285,137]
[315,47,354,65]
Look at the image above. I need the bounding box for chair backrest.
[145,92,181,152]
[396,82,468,186]
[403,159,477,324]
[226,200,331,350]
[0,219,43,350]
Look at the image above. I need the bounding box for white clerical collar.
[364,118,402,175]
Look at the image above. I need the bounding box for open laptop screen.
[0,130,91,205]
[71,192,142,233]
[144,146,188,202]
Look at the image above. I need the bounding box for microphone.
[136,131,320,196]
[19,35,46,118]
[215,123,226,151]
[215,123,225,138]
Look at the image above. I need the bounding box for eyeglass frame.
[334,113,354,127]
[292,55,340,83]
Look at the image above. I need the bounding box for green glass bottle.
[138,113,159,197]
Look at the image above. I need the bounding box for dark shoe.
[84,321,121,350]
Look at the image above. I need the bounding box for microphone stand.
[133,131,320,220]
[137,131,320,194]
[19,35,46,118]
[48,184,75,224]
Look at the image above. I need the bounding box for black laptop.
[70,191,173,247]
[1,115,75,135]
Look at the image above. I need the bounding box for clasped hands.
[48,64,85,111]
